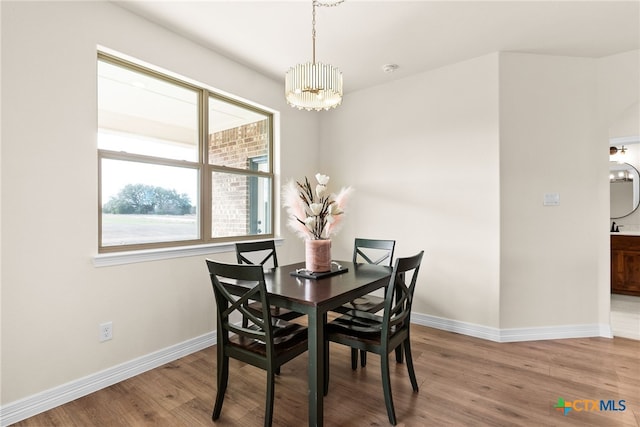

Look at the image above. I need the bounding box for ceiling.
[113,0,639,94]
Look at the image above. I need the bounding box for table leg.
[307,310,324,426]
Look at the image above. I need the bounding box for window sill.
[93,238,283,267]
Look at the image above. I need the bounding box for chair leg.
[380,354,397,425]
[404,339,419,392]
[395,345,403,363]
[350,348,358,370]
[265,370,276,427]
[360,350,367,367]
[212,355,229,420]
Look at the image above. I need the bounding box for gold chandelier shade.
[285,62,343,111]
[285,0,344,111]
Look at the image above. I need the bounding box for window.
[97,53,273,252]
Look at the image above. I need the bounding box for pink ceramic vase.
[305,239,332,273]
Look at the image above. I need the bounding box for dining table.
[222,260,392,427]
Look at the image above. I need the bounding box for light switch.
[543,193,560,206]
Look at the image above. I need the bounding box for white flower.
[329,203,343,216]
[304,216,316,231]
[326,204,342,225]
[316,184,327,198]
[309,203,323,216]
[315,173,330,185]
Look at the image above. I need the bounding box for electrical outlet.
[99,321,113,342]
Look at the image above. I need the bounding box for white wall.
[499,53,605,328]
[321,54,502,328]
[0,0,317,405]
[609,102,639,139]
[323,50,633,334]
[598,50,640,138]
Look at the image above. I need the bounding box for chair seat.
[230,321,308,356]
[328,310,406,349]
[328,310,392,335]
[245,301,305,322]
[333,295,385,314]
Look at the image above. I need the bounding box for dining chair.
[334,238,396,369]
[205,259,308,427]
[235,241,305,325]
[324,251,424,426]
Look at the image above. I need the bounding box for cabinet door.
[621,251,640,295]
[611,249,624,291]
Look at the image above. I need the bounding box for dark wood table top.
[263,261,392,310]
[220,260,391,313]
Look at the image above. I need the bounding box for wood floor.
[612,294,640,340]
[13,325,639,426]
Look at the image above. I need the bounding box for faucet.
[611,221,618,232]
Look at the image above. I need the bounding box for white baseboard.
[411,313,612,342]
[412,312,502,341]
[0,332,216,427]
[498,322,612,342]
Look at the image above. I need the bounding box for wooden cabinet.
[611,235,640,296]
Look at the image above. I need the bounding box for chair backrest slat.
[353,238,395,266]
[206,259,274,353]
[235,241,279,268]
[215,283,267,335]
[382,251,424,339]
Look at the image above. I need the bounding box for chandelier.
[285,0,344,111]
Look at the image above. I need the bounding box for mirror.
[610,161,640,218]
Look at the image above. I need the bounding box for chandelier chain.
[311,0,345,64]
[315,0,346,7]
[312,1,316,63]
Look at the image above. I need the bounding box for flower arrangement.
[283,173,353,240]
